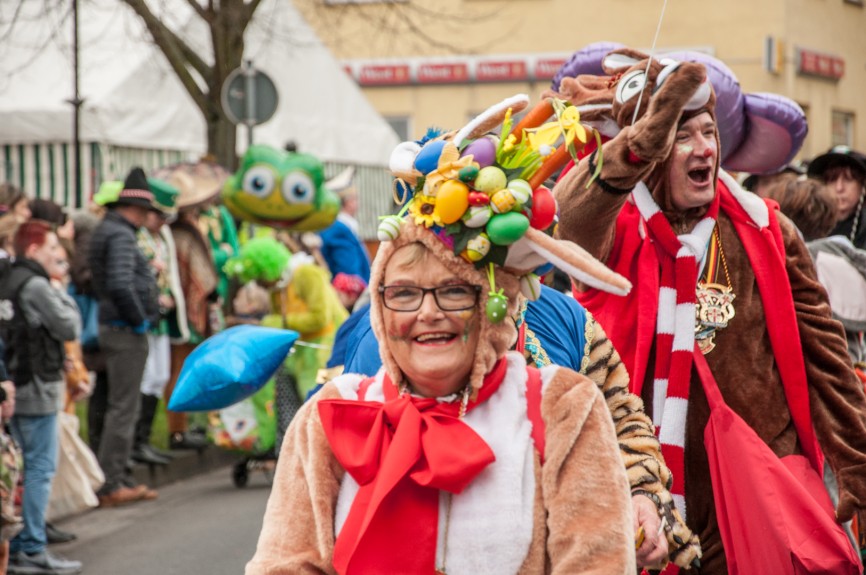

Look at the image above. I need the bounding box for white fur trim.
[658,397,689,447]
[333,352,535,574]
[719,169,768,228]
[657,287,677,335]
[671,303,696,352]
[652,378,668,428]
[444,352,534,574]
[332,373,365,400]
[334,476,360,536]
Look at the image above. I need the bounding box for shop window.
[832,110,855,147]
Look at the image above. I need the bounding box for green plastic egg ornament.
[458,165,480,183]
[486,291,508,323]
[474,166,507,194]
[434,180,470,224]
[486,212,530,245]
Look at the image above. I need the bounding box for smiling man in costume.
[553,47,866,573]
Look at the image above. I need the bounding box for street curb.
[131,447,240,489]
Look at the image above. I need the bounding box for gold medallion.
[695,282,736,354]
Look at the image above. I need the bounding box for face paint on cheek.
[462,313,479,343]
[386,318,412,342]
[676,144,694,156]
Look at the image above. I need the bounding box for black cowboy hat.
[807,146,866,180]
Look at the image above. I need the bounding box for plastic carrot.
[528,143,571,189]
[509,99,554,144]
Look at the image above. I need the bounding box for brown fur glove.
[625,63,708,163]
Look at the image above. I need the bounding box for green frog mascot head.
[222,145,341,231]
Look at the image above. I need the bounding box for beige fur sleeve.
[541,368,635,574]
[581,316,701,568]
[245,384,345,575]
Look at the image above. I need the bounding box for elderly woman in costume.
[247,95,639,574]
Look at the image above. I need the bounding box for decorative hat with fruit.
[369,94,631,394]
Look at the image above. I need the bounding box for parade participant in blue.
[248,93,640,575]
[317,167,372,283]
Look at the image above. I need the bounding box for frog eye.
[242,167,276,198]
[281,172,316,205]
[616,70,647,104]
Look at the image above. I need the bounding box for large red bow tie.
[317,360,506,575]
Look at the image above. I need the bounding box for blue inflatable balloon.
[168,325,299,412]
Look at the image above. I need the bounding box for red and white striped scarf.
[631,181,719,519]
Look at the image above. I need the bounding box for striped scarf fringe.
[631,182,719,520]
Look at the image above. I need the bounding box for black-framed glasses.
[379,284,481,312]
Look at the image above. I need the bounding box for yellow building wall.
[297,0,866,157]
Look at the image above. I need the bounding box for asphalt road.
[51,466,273,575]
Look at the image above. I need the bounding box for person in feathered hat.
[247,95,638,574]
[88,166,160,506]
[553,47,866,574]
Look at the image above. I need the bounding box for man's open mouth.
[688,167,712,185]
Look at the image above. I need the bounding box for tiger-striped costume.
[524,312,701,569]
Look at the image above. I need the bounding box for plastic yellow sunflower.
[409,195,441,227]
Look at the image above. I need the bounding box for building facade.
[297,0,866,162]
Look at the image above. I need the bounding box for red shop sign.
[417,63,469,84]
[358,64,411,86]
[797,49,845,80]
[534,58,568,80]
[476,60,528,82]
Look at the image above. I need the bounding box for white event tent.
[0,0,398,223]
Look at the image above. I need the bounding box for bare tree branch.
[122,0,213,97]
[183,0,211,22]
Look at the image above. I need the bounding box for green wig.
[224,237,291,284]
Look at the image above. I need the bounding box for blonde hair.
[0,213,19,252]
[386,242,428,272]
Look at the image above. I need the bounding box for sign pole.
[244,60,256,147]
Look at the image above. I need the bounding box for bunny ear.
[452,94,530,148]
[520,227,632,296]
[601,49,649,74]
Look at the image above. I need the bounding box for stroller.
[210,353,310,487]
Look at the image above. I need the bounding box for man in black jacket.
[88,167,160,507]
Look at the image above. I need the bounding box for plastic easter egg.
[468,191,490,206]
[486,292,509,323]
[529,186,557,230]
[435,180,470,224]
[413,140,447,175]
[474,166,507,194]
[377,215,403,241]
[507,179,532,205]
[486,212,530,245]
[463,205,492,228]
[464,233,491,262]
[520,274,542,301]
[458,165,479,183]
[461,137,497,168]
[490,189,516,214]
